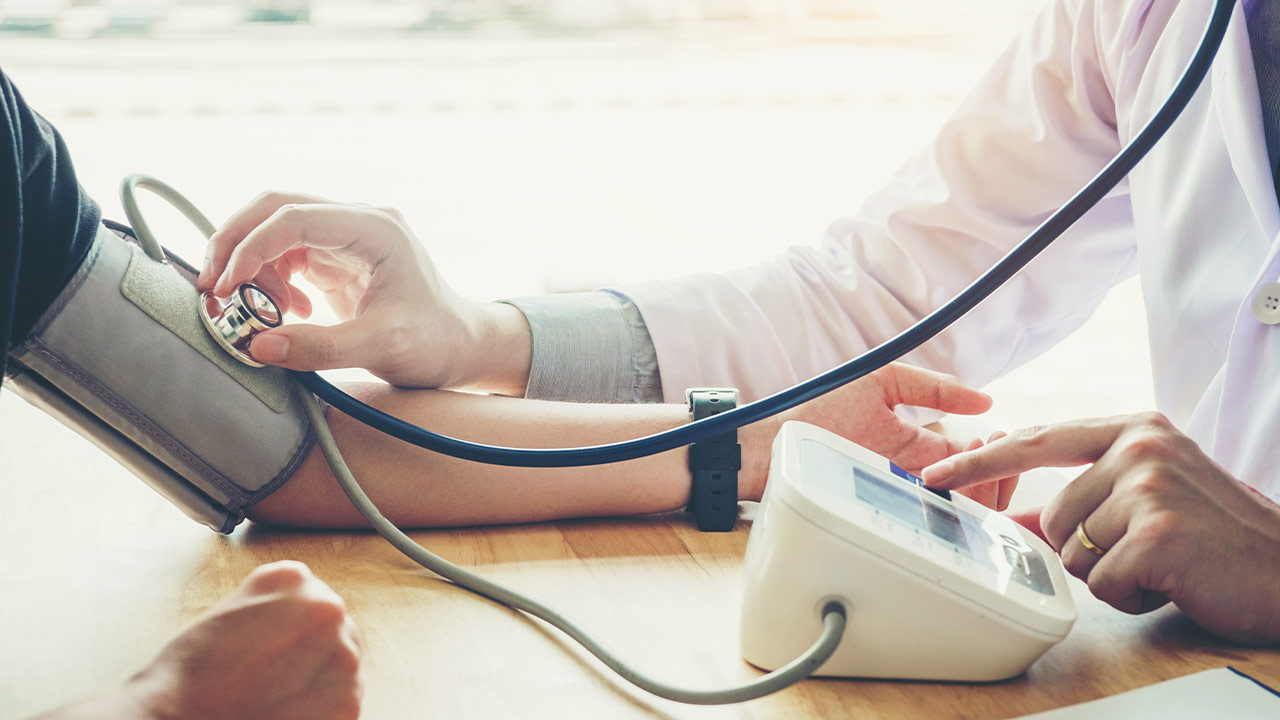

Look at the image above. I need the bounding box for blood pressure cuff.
[3,223,314,533]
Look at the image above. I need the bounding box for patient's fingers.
[995,475,1020,511]
[883,363,993,416]
[1007,506,1047,544]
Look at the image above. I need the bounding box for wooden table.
[3,390,1278,720]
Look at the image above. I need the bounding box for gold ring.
[1075,522,1107,557]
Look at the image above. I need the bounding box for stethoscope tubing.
[293,0,1235,468]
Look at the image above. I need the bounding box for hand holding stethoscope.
[922,412,1280,645]
[196,191,532,396]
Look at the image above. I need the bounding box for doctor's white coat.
[617,0,1280,499]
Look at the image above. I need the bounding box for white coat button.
[1252,283,1280,325]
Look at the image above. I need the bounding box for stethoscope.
[126,0,1236,704]
[192,0,1235,468]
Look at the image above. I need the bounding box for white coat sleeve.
[616,0,1142,404]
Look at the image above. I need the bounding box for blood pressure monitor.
[740,421,1076,681]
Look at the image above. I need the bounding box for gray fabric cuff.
[502,291,663,403]
[5,224,314,533]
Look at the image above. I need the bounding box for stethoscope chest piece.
[199,284,283,368]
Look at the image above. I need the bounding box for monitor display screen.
[801,439,1053,595]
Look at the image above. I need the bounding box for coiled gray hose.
[297,386,848,705]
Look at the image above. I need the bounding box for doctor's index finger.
[199,191,331,291]
[921,418,1128,490]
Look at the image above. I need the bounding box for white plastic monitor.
[741,421,1077,682]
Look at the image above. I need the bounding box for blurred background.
[0,0,1152,435]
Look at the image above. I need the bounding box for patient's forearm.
[247,383,773,528]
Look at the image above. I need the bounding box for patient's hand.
[136,561,361,720]
[32,561,360,720]
[754,363,1017,510]
[198,192,532,394]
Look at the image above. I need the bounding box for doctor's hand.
[761,363,1018,510]
[921,412,1280,645]
[197,192,532,394]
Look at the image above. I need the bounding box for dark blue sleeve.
[1,66,102,383]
